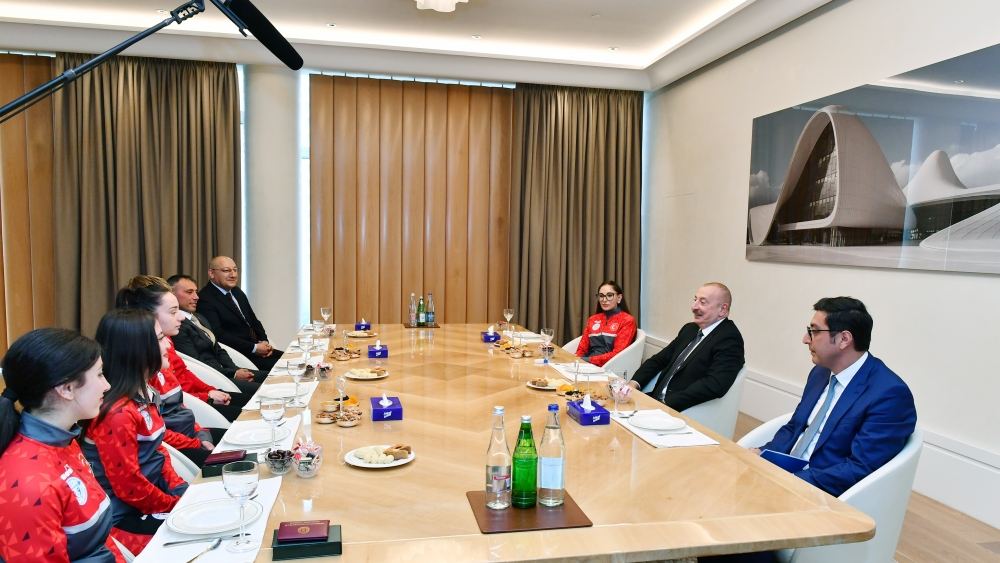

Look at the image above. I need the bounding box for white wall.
[642,0,1000,527]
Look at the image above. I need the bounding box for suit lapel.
[813,355,874,453]
[675,319,726,372]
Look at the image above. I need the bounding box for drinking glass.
[608,375,629,416]
[259,397,285,451]
[298,334,314,355]
[286,358,307,408]
[540,327,554,347]
[222,461,260,553]
[320,306,331,323]
[503,308,514,336]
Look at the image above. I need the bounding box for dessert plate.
[345,445,415,469]
[166,499,263,535]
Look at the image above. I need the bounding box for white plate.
[628,412,686,432]
[224,425,291,446]
[345,445,415,469]
[511,331,545,341]
[346,330,377,338]
[257,383,309,399]
[344,368,389,381]
[166,499,263,535]
[557,362,606,374]
[526,380,559,391]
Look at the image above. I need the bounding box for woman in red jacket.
[575,280,637,367]
[0,328,125,563]
[83,309,190,554]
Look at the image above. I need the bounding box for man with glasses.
[753,296,916,497]
[629,282,744,411]
[196,256,283,371]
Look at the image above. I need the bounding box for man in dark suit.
[754,296,917,497]
[168,274,268,384]
[196,256,283,371]
[629,282,744,412]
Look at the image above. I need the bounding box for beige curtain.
[52,53,242,335]
[510,83,643,344]
[0,54,56,354]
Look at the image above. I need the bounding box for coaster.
[465,490,592,534]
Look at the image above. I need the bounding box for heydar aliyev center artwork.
[746,42,1000,275]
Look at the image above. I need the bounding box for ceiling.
[0,0,832,89]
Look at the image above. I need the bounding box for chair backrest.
[182,391,231,429]
[161,442,200,483]
[737,414,923,563]
[681,367,747,439]
[562,336,581,355]
[218,341,259,370]
[604,329,646,378]
[176,351,241,393]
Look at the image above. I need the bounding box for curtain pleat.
[53,53,241,335]
[509,84,643,344]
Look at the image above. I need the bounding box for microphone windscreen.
[228,0,304,70]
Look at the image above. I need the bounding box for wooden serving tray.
[465,490,592,534]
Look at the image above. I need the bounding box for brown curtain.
[310,76,512,324]
[510,83,642,344]
[52,53,242,335]
[0,54,56,354]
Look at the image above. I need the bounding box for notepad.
[761,449,808,473]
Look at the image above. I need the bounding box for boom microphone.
[211,0,303,70]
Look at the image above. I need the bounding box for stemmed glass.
[286,358,307,408]
[540,328,555,364]
[503,308,514,336]
[320,306,331,324]
[259,397,285,451]
[608,374,631,416]
[222,461,260,553]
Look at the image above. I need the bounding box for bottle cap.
[521,415,531,422]
[493,406,504,415]
[548,404,558,412]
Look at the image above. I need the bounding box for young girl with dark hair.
[575,280,637,367]
[83,309,190,554]
[0,328,125,562]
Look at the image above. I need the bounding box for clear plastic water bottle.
[408,293,417,327]
[538,403,565,506]
[485,406,511,510]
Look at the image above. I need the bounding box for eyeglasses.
[212,267,239,274]
[596,292,619,301]
[805,326,839,340]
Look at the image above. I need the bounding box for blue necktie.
[791,375,837,458]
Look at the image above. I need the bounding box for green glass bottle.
[511,415,538,508]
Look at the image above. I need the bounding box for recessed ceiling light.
[471,34,481,39]
[608,46,618,52]
[954,79,966,84]
[326,23,337,27]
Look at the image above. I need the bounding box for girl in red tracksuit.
[83,309,190,555]
[576,280,637,367]
[0,328,125,563]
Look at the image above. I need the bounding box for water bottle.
[408,293,417,327]
[426,292,436,326]
[511,415,538,508]
[484,406,511,510]
[538,404,565,506]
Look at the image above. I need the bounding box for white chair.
[176,351,241,393]
[161,442,200,484]
[110,535,136,562]
[739,414,924,563]
[561,329,647,379]
[182,391,231,429]
[681,367,747,439]
[218,341,259,370]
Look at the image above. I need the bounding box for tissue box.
[481,331,500,343]
[370,396,403,421]
[354,321,371,330]
[271,524,342,560]
[367,345,388,358]
[566,400,610,426]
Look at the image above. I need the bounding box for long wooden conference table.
[227,324,873,561]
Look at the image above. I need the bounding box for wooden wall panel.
[310,77,511,325]
[0,54,55,353]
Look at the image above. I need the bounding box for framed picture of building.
[746,42,1000,274]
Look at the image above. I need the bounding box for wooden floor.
[734,414,1000,562]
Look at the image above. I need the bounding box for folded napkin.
[270,354,323,374]
[242,381,319,410]
[135,476,281,563]
[215,415,302,454]
[550,362,610,382]
[612,410,718,449]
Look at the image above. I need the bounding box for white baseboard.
[641,336,1000,529]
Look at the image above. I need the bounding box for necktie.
[654,330,703,402]
[190,315,216,344]
[227,291,257,340]
[790,375,838,458]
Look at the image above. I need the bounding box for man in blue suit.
[756,296,917,497]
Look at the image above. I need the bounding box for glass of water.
[320,306,331,323]
[222,460,260,552]
[259,397,285,451]
[286,358,307,408]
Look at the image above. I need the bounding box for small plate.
[166,499,263,535]
[346,330,377,338]
[344,368,389,381]
[345,445,415,469]
[224,425,291,446]
[526,380,559,391]
[628,412,686,432]
[257,383,310,399]
[557,362,606,374]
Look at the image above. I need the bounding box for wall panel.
[310,76,510,324]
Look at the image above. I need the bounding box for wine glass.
[608,374,630,416]
[503,308,514,336]
[286,358,307,408]
[259,397,285,451]
[222,460,260,553]
[298,333,314,355]
[320,306,331,323]
[540,327,554,346]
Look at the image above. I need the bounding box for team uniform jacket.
[575,308,637,367]
[81,397,188,526]
[0,412,124,563]
[165,339,216,402]
[147,371,209,449]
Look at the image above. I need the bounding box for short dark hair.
[594,280,630,314]
[94,308,160,422]
[0,329,101,455]
[814,296,872,352]
[166,274,197,287]
[115,276,170,313]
